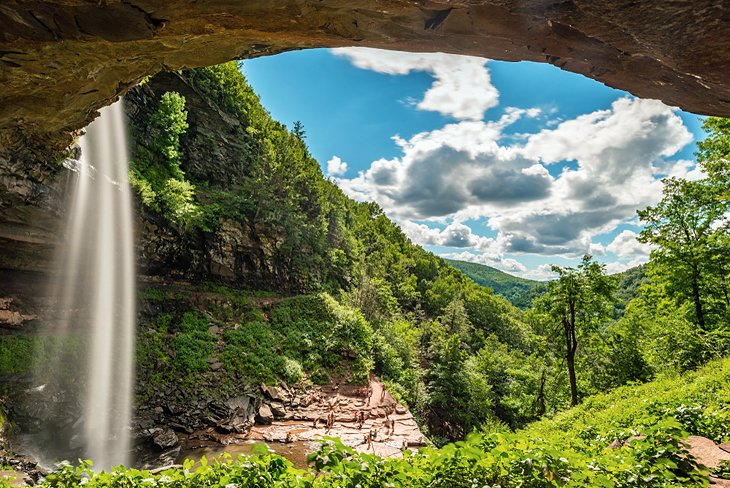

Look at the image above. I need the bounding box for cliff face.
[0,68,344,461]
[0,71,301,300]
[126,71,301,290]
[2,0,730,167]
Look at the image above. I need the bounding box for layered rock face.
[2,0,730,164]
[126,71,295,287]
[0,70,295,290]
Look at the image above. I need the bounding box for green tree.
[426,334,492,439]
[537,255,615,406]
[638,177,728,329]
[149,91,188,178]
[292,120,306,140]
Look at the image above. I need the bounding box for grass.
[524,356,730,443]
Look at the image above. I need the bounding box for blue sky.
[242,48,706,280]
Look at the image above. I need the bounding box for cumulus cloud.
[336,96,694,267]
[606,230,652,258]
[336,113,551,221]
[400,221,499,251]
[604,257,647,275]
[652,159,705,181]
[522,264,559,281]
[326,155,348,177]
[332,47,498,120]
[447,251,528,274]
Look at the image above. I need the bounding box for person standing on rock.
[366,386,373,406]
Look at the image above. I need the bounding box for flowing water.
[35,100,136,471]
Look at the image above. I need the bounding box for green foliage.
[0,334,35,375]
[713,460,730,480]
[0,334,85,379]
[170,311,215,375]
[125,66,730,446]
[534,255,617,406]
[447,258,543,308]
[526,356,730,444]
[149,91,188,171]
[129,91,205,229]
[613,265,649,316]
[638,177,729,331]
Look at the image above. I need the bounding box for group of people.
[365,384,387,406]
[312,410,338,432]
[308,380,405,451]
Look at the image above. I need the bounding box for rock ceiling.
[1,1,730,157]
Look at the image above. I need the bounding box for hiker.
[380,387,386,402]
[366,385,372,405]
[365,431,372,449]
[357,411,365,430]
[312,417,319,429]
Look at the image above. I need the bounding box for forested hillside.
[445,259,543,308]
[4,60,728,485]
[120,61,729,440]
[121,63,552,441]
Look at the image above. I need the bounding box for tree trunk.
[567,347,578,406]
[691,271,706,330]
[565,302,579,406]
[536,369,546,417]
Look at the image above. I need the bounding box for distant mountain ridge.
[446,259,544,309]
[448,258,648,311]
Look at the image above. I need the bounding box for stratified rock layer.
[2,0,730,160]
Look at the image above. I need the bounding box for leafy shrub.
[129,91,205,229]
[169,311,214,375]
[282,356,304,384]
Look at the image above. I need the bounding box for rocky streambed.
[137,375,427,470]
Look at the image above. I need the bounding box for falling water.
[43,100,136,470]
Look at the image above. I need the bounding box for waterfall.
[42,100,136,470]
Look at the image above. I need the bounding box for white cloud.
[335,112,550,222]
[331,47,498,120]
[604,257,647,275]
[606,230,652,258]
[326,155,348,177]
[400,221,499,251]
[335,97,694,262]
[445,251,528,274]
[652,159,705,181]
[522,264,559,281]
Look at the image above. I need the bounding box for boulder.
[260,384,287,402]
[152,428,179,449]
[269,402,287,418]
[256,405,274,425]
[685,436,730,469]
